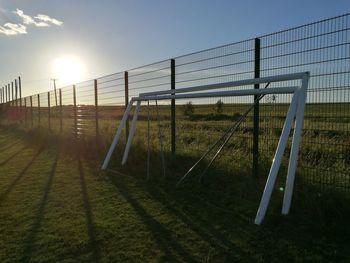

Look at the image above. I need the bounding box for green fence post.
[171,59,176,154]
[73,85,77,138]
[48,92,51,130]
[124,71,129,138]
[24,97,27,126]
[19,77,22,122]
[59,89,63,133]
[253,38,261,177]
[30,96,33,127]
[38,94,41,126]
[94,79,99,141]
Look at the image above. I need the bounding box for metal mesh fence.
[1,13,349,191]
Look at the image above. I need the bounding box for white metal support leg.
[155,100,166,177]
[101,100,134,170]
[122,101,141,165]
[254,91,300,225]
[282,73,310,215]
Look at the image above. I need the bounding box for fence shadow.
[144,182,252,261]
[0,144,30,166]
[0,138,22,152]
[20,149,59,262]
[107,173,199,263]
[0,144,45,204]
[77,154,101,262]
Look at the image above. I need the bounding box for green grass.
[0,127,350,262]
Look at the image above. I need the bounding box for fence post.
[59,89,63,133]
[15,79,18,100]
[30,96,33,127]
[94,79,99,140]
[15,80,18,119]
[48,92,51,130]
[38,94,41,126]
[18,77,22,100]
[171,59,176,154]
[73,85,77,138]
[124,71,129,137]
[24,97,27,126]
[253,38,261,177]
[11,82,14,102]
[18,77,22,121]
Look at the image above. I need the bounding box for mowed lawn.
[0,127,350,263]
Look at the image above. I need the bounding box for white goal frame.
[101,72,310,225]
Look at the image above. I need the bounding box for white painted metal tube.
[282,73,310,215]
[122,100,141,165]
[254,91,300,225]
[101,100,134,170]
[140,72,307,97]
[135,86,297,102]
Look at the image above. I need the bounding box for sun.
[52,56,85,85]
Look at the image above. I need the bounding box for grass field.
[0,126,350,262]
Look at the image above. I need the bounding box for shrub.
[214,99,224,114]
[183,101,195,116]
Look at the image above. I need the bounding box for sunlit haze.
[52,56,85,86]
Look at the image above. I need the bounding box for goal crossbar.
[139,72,306,97]
[101,72,310,225]
[134,86,297,101]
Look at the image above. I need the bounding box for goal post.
[101,72,310,225]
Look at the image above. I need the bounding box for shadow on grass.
[77,154,101,263]
[107,174,199,263]
[113,150,258,261]
[0,143,31,166]
[104,145,350,262]
[20,149,59,262]
[0,138,22,152]
[144,183,252,262]
[0,144,46,204]
[0,131,23,148]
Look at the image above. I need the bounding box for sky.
[0,0,349,96]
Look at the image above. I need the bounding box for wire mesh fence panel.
[128,60,172,153]
[60,86,75,136]
[0,13,349,191]
[47,90,58,133]
[38,91,49,129]
[31,95,39,128]
[75,80,96,139]
[97,72,126,148]
[259,14,350,190]
[173,40,257,171]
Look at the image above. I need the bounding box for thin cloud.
[0,8,63,36]
[35,14,63,26]
[0,23,27,35]
[13,8,49,27]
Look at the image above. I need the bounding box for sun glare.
[52,56,85,85]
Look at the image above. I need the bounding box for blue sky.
[0,0,349,96]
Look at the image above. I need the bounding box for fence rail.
[1,13,349,191]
